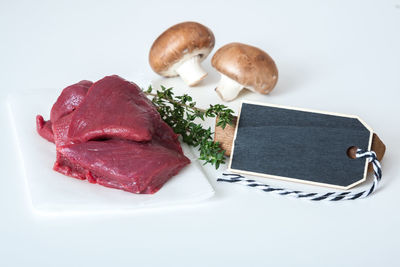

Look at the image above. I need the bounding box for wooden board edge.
[240,100,360,119]
[353,115,374,189]
[227,100,245,171]
[227,168,369,191]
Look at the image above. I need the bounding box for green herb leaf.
[143,86,234,169]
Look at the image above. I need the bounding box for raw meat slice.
[56,139,190,194]
[154,120,183,154]
[67,75,161,143]
[52,112,75,147]
[52,108,182,151]
[53,151,87,181]
[50,80,92,122]
[36,75,190,195]
[36,80,92,143]
[36,115,54,143]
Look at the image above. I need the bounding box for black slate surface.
[230,103,372,188]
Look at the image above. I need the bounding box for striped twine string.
[217,149,382,201]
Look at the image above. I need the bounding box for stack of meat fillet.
[36,75,190,194]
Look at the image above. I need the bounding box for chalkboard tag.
[228,101,373,190]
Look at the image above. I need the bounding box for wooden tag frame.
[228,100,373,190]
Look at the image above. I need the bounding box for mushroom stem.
[175,55,207,86]
[215,74,244,102]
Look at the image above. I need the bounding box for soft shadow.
[268,60,309,97]
[198,60,220,87]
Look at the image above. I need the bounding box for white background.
[1,0,400,266]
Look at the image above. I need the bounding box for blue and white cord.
[217,149,382,201]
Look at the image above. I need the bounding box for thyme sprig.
[144,85,234,169]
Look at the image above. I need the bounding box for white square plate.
[7,90,214,215]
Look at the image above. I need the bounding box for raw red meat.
[50,80,92,122]
[52,113,75,147]
[67,75,161,143]
[36,115,54,143]
[154,120,183,154]
[56,139,190,194]
[36,75,190,194]
[36,80,92,144]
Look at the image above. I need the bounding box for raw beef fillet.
[52,112,75,147]
[36,80,92,143]
[154,120,183,154]
[36,115,54,143]
[56,139,190,194]
[36,75,190,194]
[67,75,162,143]
[50,80,92,122]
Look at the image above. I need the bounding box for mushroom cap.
[211,42,278,94]
[149,22,215,76]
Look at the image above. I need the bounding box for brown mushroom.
[149,22,215,86]
[211,42,278,101]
